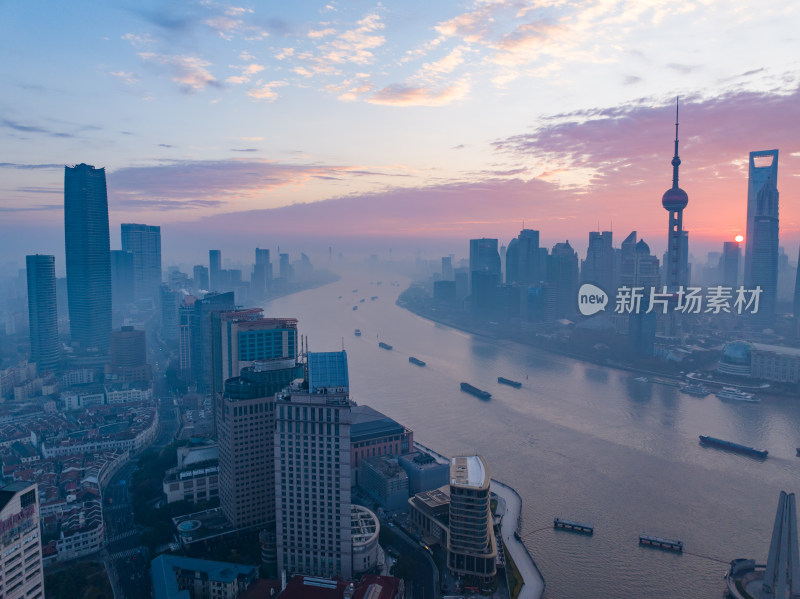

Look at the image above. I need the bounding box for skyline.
[1,1,799,265]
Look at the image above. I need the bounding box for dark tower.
[662,99,690,290]
[26,255,60,372]
[64,164,112,352]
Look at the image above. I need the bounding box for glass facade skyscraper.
[744,150,780,324]
[121,223,162,300]
[64,164,112,352]
[26,255,60,372]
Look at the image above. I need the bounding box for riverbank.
[397,294,799,400]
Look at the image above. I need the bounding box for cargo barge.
[378,342,393,350]
[408,357,426,367]
[698,435,767,459]
[460,383,491,400]
[497,377,522,388]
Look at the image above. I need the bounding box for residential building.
[109,326,151,382]
[150,555,256,599]
[0,481,44,599]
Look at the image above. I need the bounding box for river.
[265,268,800,599]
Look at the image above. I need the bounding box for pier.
[639,534,683,552]
[554,518,594,535]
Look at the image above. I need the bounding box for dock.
[639,534,683,552]
[554,518,594,535]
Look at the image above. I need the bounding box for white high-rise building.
[0,482,44,599]
[275,351,353,580]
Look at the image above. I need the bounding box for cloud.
[314,13,385,66]
[368,79,470,107]
[158,143,173,148]
[231,148,258,152]
[308,27,336,39]
[247,80,288,101]
[121,32,155,47]
[0,204,61,213]
[0,163,63,170]
[109,71,140,85]
[1,119,74,138]
[14,187,61,194]
[138,53,221,92]
[226,62,265,84]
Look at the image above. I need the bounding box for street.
[103,395,180,599]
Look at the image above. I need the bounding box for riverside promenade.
[415,443,545,599]
[491,479,545,599]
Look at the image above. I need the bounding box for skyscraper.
[275,351,353,580]
[110,250,135,311]
[190,292,235,392]
[64,163,111,352]
[744,150,780,323]
[209,250,222,291]
[581,231,615,292]
[721,241,741,289]
[193,265,209,292]
[761,491,800,599]
[661,101,690,290]
[505,229,545,286]
[26,255,60,372]
[547,241,579,319]
[793,246,800,321]
[446,456,497,587]
[211,312,298,394]
[121,224,162,300]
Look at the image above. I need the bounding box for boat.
[639,534,683,552]
[354,329,361,337]
[360,299,365,303]
[371,296,378,300]
[409,357,426,367]
[352,306,358,311]
[460,383,491,400]
[796,448,800,457]
[716,387,759,403]
[352,289,358,292]
[379,342,393,350]
[554,518,593,535]
[498,377,522,388]
[698,435,768,459]
[634,376,649,383]
[681,383,710,397]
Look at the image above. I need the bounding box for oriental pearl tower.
[662,98,689,290]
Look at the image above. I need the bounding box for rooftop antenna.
[671,96,681,189]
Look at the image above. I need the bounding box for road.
[380,524,437,599]
[103,395,180,599]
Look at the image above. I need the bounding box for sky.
[1,0,799,268]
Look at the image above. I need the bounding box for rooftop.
[450,455,487,489]
[351,406,406,443]
[151,554,256,599]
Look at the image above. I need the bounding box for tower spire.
[671,96,681,189]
